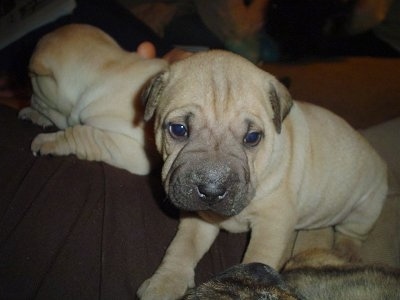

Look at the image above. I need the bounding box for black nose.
[197,183,227,203]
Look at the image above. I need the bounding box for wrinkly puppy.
[19,24,167,175]
[138,50,387,299]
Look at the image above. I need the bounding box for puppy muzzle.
[167,160,253,217]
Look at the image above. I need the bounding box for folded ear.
[142,71,169,121]
[268,78,293,134]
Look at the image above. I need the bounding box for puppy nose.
[197,184,227,203]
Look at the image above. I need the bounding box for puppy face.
[143,51,292,217]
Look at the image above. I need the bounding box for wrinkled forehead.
[160,53,272,120]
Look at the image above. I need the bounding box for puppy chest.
[218,215,251,233]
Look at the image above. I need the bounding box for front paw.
[19,107,53,128]
[31,132,69,156]
[137,268,194,300]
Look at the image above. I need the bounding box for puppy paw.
[31,132,71,157]
[137,269,194,300]
[19,107,53,128]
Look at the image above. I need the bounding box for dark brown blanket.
[0,105,247,299]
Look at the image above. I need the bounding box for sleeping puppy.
[137,50,388,299]
[19,24,167,175]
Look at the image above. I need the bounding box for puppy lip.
[181,206,242,217]
[208,206,243,217]
[168,188,244,217]
[187,199,246,217]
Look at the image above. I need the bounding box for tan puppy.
[137,50,388,299]
[19,24,167,175]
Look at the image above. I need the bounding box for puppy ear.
[269,78,293,134]
[142,71,169,121]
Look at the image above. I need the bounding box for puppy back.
[29,24,120,76]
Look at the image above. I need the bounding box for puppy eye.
[169,123,188,139]
[244,131,262,147]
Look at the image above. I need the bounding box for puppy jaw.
[165,150,254,217]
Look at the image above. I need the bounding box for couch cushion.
[0,105,247,298]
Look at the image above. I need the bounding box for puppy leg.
[138,214,220,300]
[20,91,70,128]
[243,212,296,270]
[19,107,54,128]
[31,125,151,175]
[334,179,388,262]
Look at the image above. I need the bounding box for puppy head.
[143,50,292,217]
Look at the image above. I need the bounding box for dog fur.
[282,249,400,299]
[183,262,300,300]
[19,24,167,175]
